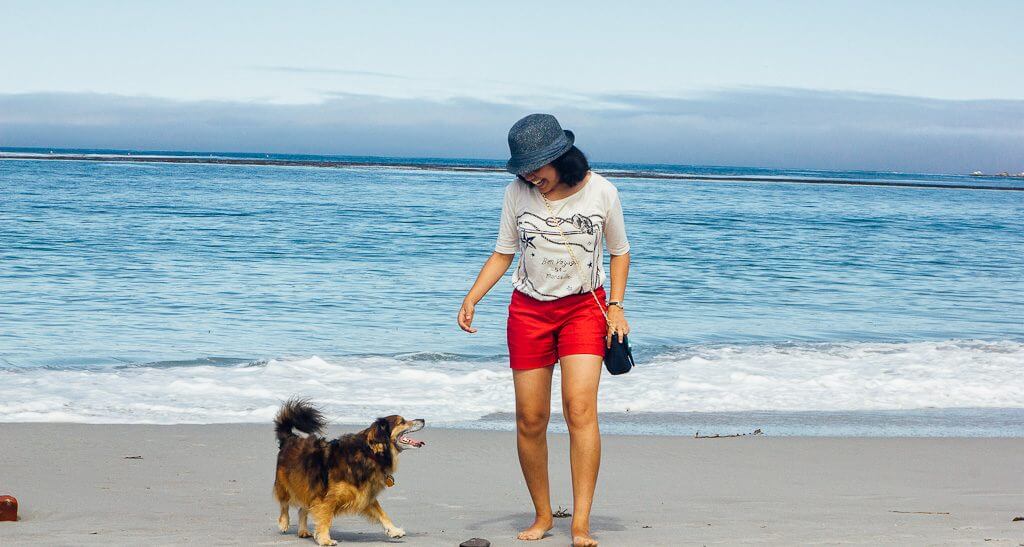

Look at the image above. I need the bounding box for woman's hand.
[606,306,630,347]
[458,252,514,334]
[458,298,478,333]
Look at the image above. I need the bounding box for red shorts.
[507,287,608,370]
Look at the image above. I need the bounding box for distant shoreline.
[3,152,1023,191]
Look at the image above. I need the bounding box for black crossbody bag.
[541,196,635,375]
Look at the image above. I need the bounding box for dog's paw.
[386,527,406,538]
[298,530,313,538]
[316,539,338,546]
[277,521,289,533]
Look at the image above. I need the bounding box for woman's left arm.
[607,252,630,346]
[604,185,631,347]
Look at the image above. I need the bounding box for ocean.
[2,149,1022,435]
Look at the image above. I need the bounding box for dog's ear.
[368,417,390,454]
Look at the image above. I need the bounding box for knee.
[517,410,550,437]
[563,399,597,430]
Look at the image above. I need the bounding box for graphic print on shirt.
[516,211,604,299]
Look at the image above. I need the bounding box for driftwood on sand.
[695,429,764,439]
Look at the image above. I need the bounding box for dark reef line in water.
[3,153,1022,191]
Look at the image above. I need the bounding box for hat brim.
[506,130,575,176]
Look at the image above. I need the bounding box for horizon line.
[3,149,1022,192]
[3,145,1021,179]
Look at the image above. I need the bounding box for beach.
[1,424,1022,546]
[4,1,1024,544]
[2,157,1023,544]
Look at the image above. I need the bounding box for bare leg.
[513,366,555,540]
[277,500,290,533]
[297,507,311,538]
[362,500,405,538]
[560,354,603,547]
[310,503,337,546]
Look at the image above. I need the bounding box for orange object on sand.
[0,495,17,521]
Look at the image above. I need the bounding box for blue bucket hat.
[505,113,575,176]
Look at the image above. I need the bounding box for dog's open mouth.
[397,420,425,449]
[398,435,424,448]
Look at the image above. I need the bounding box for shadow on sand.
[466,511,628,534]
[281,528,429,543]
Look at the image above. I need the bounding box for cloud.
[250,65,412,80]
[1,88,1021,172]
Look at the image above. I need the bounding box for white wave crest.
[0,340,1021,424]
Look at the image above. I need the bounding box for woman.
[458,114,631,546]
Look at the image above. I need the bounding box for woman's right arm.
[458,251,514,333]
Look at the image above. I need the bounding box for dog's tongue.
[400,435,425,447]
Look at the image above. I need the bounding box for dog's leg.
[297,507,312,538]
[274,478,291,533]
[277,500,290,533]
[310,504,337,546]
[363,500,405,539]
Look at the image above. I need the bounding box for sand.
[1,424,1022,546]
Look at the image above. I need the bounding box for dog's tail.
[274,398,326,447]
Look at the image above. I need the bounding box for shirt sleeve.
[604,187,631,256]
[494,184,519,254]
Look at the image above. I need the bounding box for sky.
[1,0,1022,172]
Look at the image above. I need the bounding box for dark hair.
[518,146,590,187]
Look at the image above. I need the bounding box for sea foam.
[1,340,1021,425]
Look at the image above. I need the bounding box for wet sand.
[1,424,1022,545]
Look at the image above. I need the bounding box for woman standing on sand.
[458,114,631,547]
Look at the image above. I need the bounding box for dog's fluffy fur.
[273,398,424,545]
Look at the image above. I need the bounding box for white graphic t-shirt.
[495,172,630,301]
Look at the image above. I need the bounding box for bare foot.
[572,529,598,546]
[516,516,553,540]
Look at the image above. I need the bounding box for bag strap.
[541,195,609,325]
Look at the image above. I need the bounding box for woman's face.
[520,164,560,194]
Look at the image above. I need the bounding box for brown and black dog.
[273,398,424,545]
